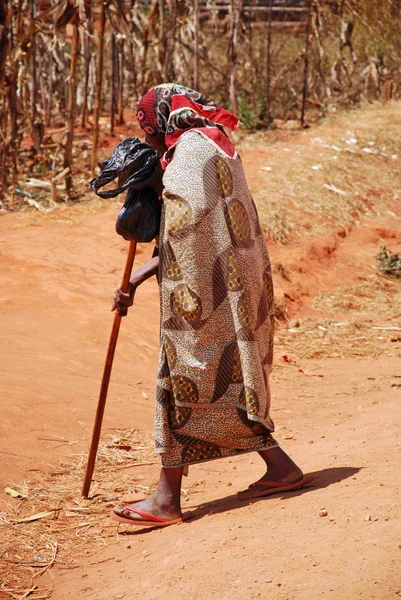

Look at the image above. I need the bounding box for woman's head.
[135,83,239,160]
[136,83,213,148]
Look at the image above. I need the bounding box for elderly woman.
[112,84,313,527]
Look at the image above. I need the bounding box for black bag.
[89,137,160,198]
[89,137,161,243]
[115,186,161,243]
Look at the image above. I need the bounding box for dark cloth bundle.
[115,187,161,243]
[89,137,161,243]
[90,137,160,198]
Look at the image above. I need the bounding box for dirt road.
[1,107,401,600]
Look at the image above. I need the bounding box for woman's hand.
[111,254,160,316]
[111,283,136,316]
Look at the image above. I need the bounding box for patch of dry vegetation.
[237,104,401,243]
[0,426,206,599]
[0,430,157,599]
[275,273,401,359]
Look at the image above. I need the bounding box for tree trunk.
[229,0,242,115]
[0,0,10,196]
[157,0,166,78]
[64,21,80,194]
[81,31,90,128]
[264,0,273,122]
[91,0,106,176]
[301,0,311,128]
[193,0,199,90]
[39,52,48,128]
[81,0,92,128]
[117,38,125,125]
[128,39,137,99]
[163,0,177,82]
[30,0,37,126]
[46,44,53,127]
[9,3,21,194]
[311,1,330,100]
[111,32,116,135]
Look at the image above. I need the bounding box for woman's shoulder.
[176,129,214,152]
[166,130,217,171]
[173,129,238,164]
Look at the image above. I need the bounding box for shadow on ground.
[117,466,361,534]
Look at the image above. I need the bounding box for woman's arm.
[128,255,159,291]
[112,255,160,314]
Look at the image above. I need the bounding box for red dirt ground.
[1,112,401,600]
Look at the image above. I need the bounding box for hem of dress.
[158,443,279,469]
[163,401,275,433]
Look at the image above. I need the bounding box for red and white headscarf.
[135,83,239,168]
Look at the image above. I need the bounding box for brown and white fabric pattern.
[155,130,277,468]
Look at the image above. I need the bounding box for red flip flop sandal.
[112,504,193,528]
[237,474,315,501]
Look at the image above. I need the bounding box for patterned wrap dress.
[154,130,278,468]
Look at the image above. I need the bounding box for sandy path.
[0,208,159,483]
[47,356,400,600]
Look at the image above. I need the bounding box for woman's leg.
[236,447,312,498]
[241,446,303,491]
[115,447,305,520]
[114,466,184,521]
[255,446,304,485]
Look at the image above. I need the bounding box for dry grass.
[235,103,401,243]
[0,427,206,599]
[275,273,401,360]
[0,429,158,599]
[313,275,401,315]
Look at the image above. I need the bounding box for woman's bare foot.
[113,466,183,523]
[238,447,304,496]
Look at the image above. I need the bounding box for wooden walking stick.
[82,240,137,498]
